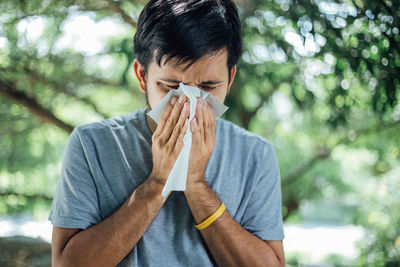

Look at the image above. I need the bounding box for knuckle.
[166,117,173,126]
[154,138,162,147]
[170,129,178,139]
[161,110,170,119]
[179,111,186,120]
[165,143,172,151]
[177,141,184,148]
[173,143,183,154]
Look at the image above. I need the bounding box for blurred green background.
[0,0,399,266]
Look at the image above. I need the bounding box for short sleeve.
[48,127,102,229]
[240,143,285,241]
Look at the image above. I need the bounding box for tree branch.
[283,146,331,187]
[105,0,137,27]
[0,80,74,133]
[281,119,400,220]
[25,68,110,119]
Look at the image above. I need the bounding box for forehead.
[148,49,229,81]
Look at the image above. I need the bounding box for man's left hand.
[186,97,216,189]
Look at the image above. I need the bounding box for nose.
[182,82,195,87]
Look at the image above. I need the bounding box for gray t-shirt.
[48,107,285,266]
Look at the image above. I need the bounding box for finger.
[160,95,187,144]
[166,102,189,151]
[191,117,201,145]
[172,119,189,157]
[201,99,211,143]
[195,97,204,138]
[154,96,177,138]
[206,101,216,145]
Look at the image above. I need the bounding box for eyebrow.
[160,79,223,85]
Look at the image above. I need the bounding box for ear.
[227,65,237,94]
[133,59,147,94]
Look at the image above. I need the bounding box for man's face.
[134,49,236,109]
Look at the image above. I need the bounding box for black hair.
[133,0,242,77]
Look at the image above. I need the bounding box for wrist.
[185,179,208,196]
[130,176,166,211]
[136,173,168,203]
[148,171,167,186]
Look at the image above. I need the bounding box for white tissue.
[147,83,228,198]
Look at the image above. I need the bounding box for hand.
[149,95,189,184]
[186,98,216,189]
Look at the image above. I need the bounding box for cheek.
[210,88,227,104]
[147,84,169,107]
[212,96,224,104]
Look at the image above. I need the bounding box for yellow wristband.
[195,203,226,230]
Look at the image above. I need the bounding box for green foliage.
[0,0,399,265]
[352,156,400,266]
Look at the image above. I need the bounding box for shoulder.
[73,109,143,137]
[74,113,129,133]
[216,117,275,157]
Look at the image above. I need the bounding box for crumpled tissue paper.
[147,83,228,198]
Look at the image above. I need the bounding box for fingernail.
[178,95,184,103]
[182,103,186,112]
[193,118,197,126]
[171,97,176,105]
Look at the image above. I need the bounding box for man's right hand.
[52,99,190,267]
[149,94,189,184]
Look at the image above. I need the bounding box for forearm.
[184,181,282,267]
[58,176,167,267]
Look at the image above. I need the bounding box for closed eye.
[164,83,216,90]
[167,84,179,89]
[200,86,216,90]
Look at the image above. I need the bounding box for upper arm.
[264,240,285,267]
[52,226,82,266]
[240,143,285,241]
[49,128,102,264]
[48,128,102,229]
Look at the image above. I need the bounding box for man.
[49,0,285,266]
